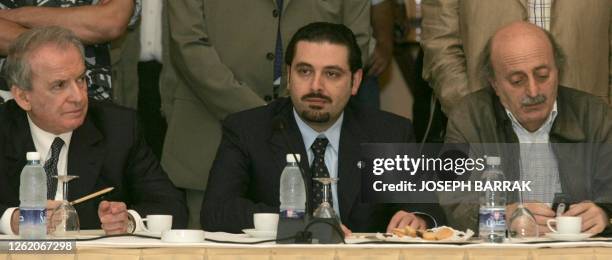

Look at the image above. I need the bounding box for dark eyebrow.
[323,65,345,72]
[49,79,65,86]
[294,62,313,68]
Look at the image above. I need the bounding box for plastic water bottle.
[19,152,47,239]
[279,154,306,219]
[478,156,506,243]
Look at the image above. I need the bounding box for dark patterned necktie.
[44,137,64,199]
[310,137,331,208]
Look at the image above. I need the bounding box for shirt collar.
[506,101,558,140]
[27,115,73,160]
[293,108,343,153]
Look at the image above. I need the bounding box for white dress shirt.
[506,101,561,204]
[139,0,163,62]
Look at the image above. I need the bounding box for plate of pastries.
[377,226,474,242]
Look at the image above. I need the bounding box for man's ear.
[286,65,292,88]
[350,69,363,96]
[488,78,501,97]
[11,85,32,111]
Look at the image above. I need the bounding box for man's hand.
[386,210,427,233]
[10,209,19,234]
[368,42,393,76]
[507,202,555,234]
[340,224,352,237]
[98,200,129,235]
[563,201,608,234]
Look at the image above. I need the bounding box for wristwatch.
[127,214,136,233]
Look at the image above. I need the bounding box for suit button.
[266,52,275,60]
[273,9,279,17]
[264,95,273,102]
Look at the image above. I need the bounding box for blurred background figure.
[160,0,371,229]
[420,0,611,137]
[111,0,165,160]
[0,0,139,102]
[354,0,394,109]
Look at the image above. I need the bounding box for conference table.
[1,230,612,260]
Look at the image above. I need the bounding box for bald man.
[442,22,612,236]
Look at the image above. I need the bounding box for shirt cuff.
[0,207,17,235]
[127,209,145,233]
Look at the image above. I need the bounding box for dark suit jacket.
[201,98,444,233]
[0,100,188,230]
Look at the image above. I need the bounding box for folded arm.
[0,18,27,55]
[0,0,134,46]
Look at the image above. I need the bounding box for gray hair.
[4,26,85,91]
[479,28,566,87]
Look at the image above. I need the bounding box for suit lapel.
[517,0,527,10]
[4,104,35,189]
[66,116,104,201]
[337,106,367,220]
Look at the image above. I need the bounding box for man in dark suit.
[0,26,187,235]
[201,22,443,234]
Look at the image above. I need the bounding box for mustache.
[301,92,332,102]
[521,94,546,106]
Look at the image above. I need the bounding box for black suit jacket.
[202,98,444,233]
[0,100,188,230]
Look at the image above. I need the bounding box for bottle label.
[19,208,46,226]
[479,207,506,232]
[280,209,305,219]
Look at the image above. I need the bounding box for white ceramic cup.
[547,216,582,234]
[253,213,279,231]
[142,215,173,234]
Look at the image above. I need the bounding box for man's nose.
[310,72,324,92]
[67,81,84,103]
[525,76,540,97]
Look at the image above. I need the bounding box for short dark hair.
[479,27,566,87]
[285,22,362,73]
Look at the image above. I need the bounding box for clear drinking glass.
[312,177,339,221]
[508,191,539,240]
[50,175,80,236]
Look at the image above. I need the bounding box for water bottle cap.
[286,154,300,163]
[486,156,501,165]
[26,152,40,161]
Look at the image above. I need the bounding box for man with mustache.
[0,26,187,235]
[201,22,444,234]
[443,22,612,236]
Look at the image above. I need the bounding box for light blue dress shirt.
[293,109,343,217]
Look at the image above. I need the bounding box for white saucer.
[242,229,276,238]
[545,232,593,241]
[135,231,162,237]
